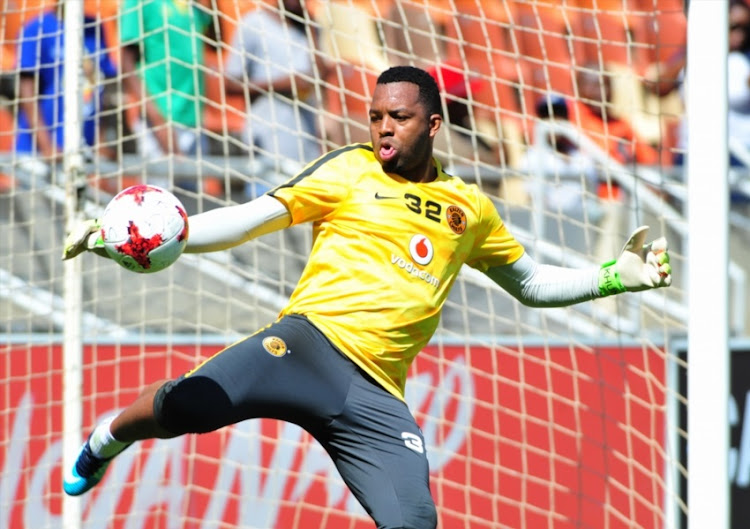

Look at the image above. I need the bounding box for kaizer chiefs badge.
[262,336,289,357]
[446,205,467,234]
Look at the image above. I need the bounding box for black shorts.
[153,314,437,528]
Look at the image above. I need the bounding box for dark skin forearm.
[120,45,179,154]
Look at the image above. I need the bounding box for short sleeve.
[465,193,525,271]
[269,150,359,226]
[17,18,43,73]
[194,4,211,31]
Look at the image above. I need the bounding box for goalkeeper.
[62,66,671,529]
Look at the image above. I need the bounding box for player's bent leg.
[153,375,238,434]
[112,379,182,440]
[153,315,360,434]
[64,320,294,498]
[320,372,438,529]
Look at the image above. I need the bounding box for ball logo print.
[100,185,189,273]
[409,234,433,266]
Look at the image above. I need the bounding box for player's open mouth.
[380,144,396,161]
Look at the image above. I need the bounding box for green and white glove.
[61,218,108,260]
[598,226,672,296]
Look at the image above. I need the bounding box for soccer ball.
[100,185,189,273]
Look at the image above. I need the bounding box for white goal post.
[0,1,742,528]
[686,2,730,529]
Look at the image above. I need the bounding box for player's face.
[369,81,442,182]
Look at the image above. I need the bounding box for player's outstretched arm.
[62,195,293,260]
[183,194,291,253]
[486,226,672,308]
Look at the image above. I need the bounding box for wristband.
[91,228,111,258]
[598,259,627,297]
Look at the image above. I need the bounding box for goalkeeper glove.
[598,226,672,296]
[61,218,108,260]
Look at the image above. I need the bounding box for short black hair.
[376,66,443,118]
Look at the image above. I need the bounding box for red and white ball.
[100,185,189,273]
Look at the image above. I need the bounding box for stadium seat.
[0,0,48,70]
[0,102,12,151]
[443,2,521,115]
[575,10,636,69]
[633,0,686,69]
[512,3,577,99]
[441,1,529,161]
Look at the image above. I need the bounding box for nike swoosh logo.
[374,192,400,200]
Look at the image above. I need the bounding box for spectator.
[520,63,662,213]
[727,0,750,166]
[15,2,117,178]
[568,64,660,171]
[642,46,686,166]
[519,94,600,218]
[119,0,212,159]
[383,3,509,170]
[223,0,325,196]
[425,61,502,169]
[665,0,749,169]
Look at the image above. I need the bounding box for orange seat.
[636,1,687,70]
[0,43,15,71]
[0,0,49,71]
[0,104,14,152]
[512,4,576,98]
[487,3,578,140]
[575,10,636,68]
[1,0,49,39]
[443,2,530,137]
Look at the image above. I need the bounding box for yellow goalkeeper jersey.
[269,143,525,399]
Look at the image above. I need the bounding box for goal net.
[0,0,715,528]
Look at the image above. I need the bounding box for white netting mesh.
[1,1,738,528]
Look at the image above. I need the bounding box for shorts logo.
[409,234,433,266]
[401,432,425,454]
[262,336,288,357]
[446,205,467,234]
